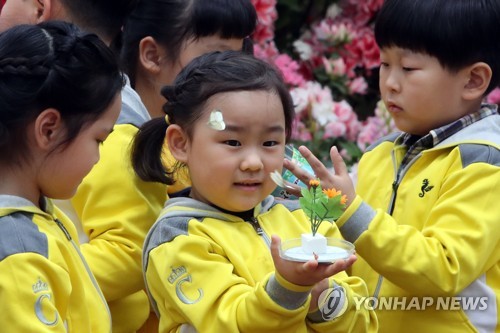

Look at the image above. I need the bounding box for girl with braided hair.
[0,21,123,332]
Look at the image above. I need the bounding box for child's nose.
[383,71,401,93]
[240,150,264,171]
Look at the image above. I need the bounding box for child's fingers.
[324,254,357,276]
[282,158,314,188]
[303,258,320,271]
[297,145,335,188]
[329,146,349,178]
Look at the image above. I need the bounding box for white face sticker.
[207,110,226,131]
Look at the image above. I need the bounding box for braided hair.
[0,21,124,164]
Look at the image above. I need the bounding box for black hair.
[120,0,257,87]
[131,51,295,185]
[375,0,500,94]
[59,0,139,43]
[0,21,124,165]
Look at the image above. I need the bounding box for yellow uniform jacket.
[143,195,378,333]
[0,196,111,332]
[337,112,500,332]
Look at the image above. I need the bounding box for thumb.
[270,235,282,262]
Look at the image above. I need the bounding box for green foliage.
[299,183,345,236]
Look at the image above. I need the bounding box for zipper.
[54,219,112,333]
[373,176,399,299]
[373,154,419,299]
[54,219,72,241]
[249,217,271,246]
[250,217,263,235]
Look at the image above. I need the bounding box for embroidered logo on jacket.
[33,277,59,326]
[168,266,203,304]
[419,179,434,197]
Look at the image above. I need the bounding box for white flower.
[326,4,342,19]
[207,110,225,131]
[290,86,310,114]
[312,101,337,127]
[293,40,313,61]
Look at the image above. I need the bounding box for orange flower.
[341,194,348,205]
[322,188,341,198]
[309,179,320,188]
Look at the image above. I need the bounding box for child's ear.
[463,62,492,100]
[33,108,64,150]
[36,0,52,22]
[166,124,189,163]
[138,37,164,75]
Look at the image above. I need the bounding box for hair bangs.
[191,0,257,39]
[375,0,500,74]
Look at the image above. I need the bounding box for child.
[0,0,136,45]
[0,1,164,331]
[119,0,257,194]
[0,21,123,332]
[131,50,378,333]
[287,1,500,332]
[66,2,257,330]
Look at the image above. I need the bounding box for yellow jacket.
[337,113,500,332]
[0,196,111,332]
[68,81,168,332]
[143,195,378,333]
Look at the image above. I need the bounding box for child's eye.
[263,141,280,147]
[402,67,415,72]
[224,140,241,147]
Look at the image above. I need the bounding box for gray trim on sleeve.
[365,132,400,153]
[0,213,49,261]
[142,215,191,271]
[339,201,376,243]
[459,144,500,168]
[265,274,310,310]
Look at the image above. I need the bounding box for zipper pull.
[55,219,72,241]
[250,217,263,235]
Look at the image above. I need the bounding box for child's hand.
[283,145,356,205]
[270,235,356,287]
[309,278,330,312]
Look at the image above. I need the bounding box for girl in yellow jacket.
[131,50,378,332]
[0,22,123,332]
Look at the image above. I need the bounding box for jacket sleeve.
[146,231,318,333]
[303,220,378,333]
[337,161,500,296]
[306,276,378,333]
[0,253,71,332]
[71,124,167,301]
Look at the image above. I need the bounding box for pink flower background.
[250,0,499,166]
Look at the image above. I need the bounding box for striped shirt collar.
[395,104,498,168]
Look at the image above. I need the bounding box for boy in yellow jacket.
[287,0,500,332]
